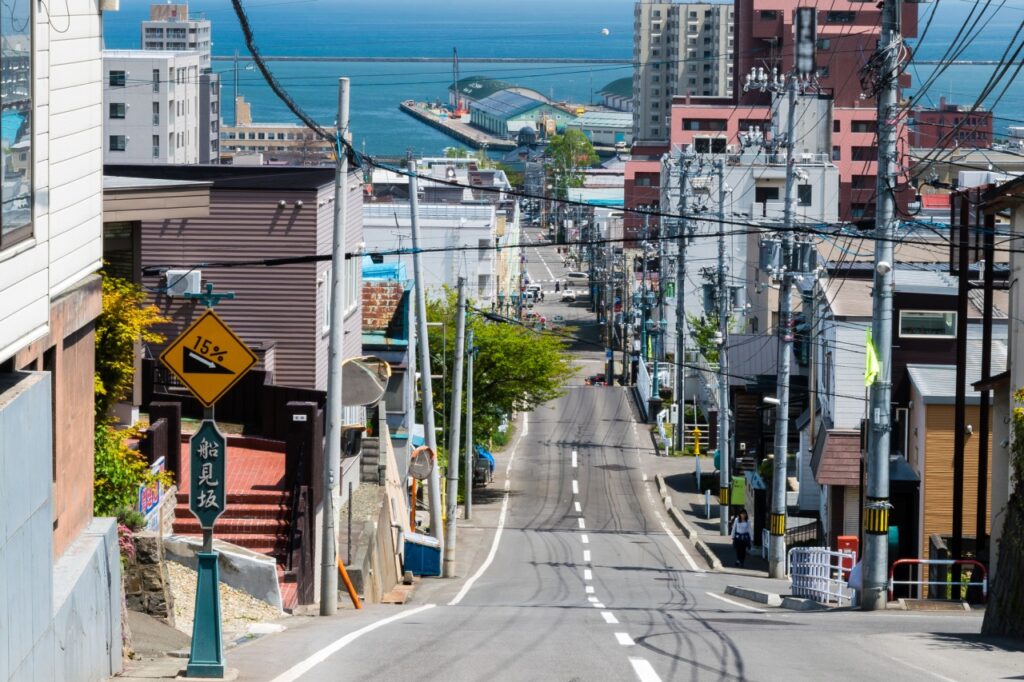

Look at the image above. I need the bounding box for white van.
[565,272,589,284]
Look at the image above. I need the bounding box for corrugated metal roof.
[822,270,1008,319]
[471,90,549,119]
[450,76,512,101]
[599,77,633,98]
[570,111,632,129]
[907,338,1008,404]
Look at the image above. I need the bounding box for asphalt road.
[228,376,1020,681]
[224,226,1020,681]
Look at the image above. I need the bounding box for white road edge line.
[704,591,766,613]
[614,632,635,646]
[572,480,579,495]
[268,604,437,682]
[449,415,528,606]
[882,654,960,682]
[658,517,701,572]
[629,657,662,682]
[601,611,619,624]
[583,550,591,562]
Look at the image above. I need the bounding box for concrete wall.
[0,372,121,682]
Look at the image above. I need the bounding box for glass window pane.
[1,0,33,249]
[899,311,956,338]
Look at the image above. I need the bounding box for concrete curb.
[780,596,827,611]
[653,473,724,571]
[725,584,783,607]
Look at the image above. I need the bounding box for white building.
[141,2,211,70]
[1,2,121,680]
[633,2,735,144]
[139,3,219,163]
[363,202,507,303]
[103,50,203,164]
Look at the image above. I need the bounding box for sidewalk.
[640,451,795,601]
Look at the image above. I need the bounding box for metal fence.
[888,558,988,603]
[788,546,857,606]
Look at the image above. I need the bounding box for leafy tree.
[546,129,598,195]
[687,313,721,365]
[94,274,167,419]
[444,146,470,159]
[94,422,170,517]
[426,290,576,446]
[983,388,1024,637]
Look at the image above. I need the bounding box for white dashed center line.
[572,480,579,495]
[588,596,599,603]
[585,585,595,594]
[584,568,593,580]
[572,450,578,468]
[574,501,582,513]
[581,534,589,544]
[592,602,605,608]
[614,633,635,647]
[583,550,591,562]
[629,658,662,682]
[578,518,586,529]
[601,611,619,624]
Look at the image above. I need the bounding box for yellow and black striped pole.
[769,513,786,537]
[864,498,890,535]
[719,485,731,507]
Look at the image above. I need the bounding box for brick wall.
[362,281,404,332]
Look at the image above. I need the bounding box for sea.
[102,0,1024,157]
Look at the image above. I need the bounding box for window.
[152,69,160,92]
[682,118,726,131]
[321,267,332,332]
[851,146,875,161]
[851,120,876,133]
[152,135,160,159]
[0,0,31,250]
[833,120,841,133]
[153,101,160,125]
[899,311,956,338]
[759,10,778,20]
[109,70,126,87]
[851,174,874,190]
[798,184,812,206]
[343,257,361,316]
[826,11,856,23]
[832,145,841,161]
[109,102,126,119]
[850,203,869,218]
[109,135,127,152]
[755,186,780,203]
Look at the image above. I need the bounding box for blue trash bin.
[403,531,442,577]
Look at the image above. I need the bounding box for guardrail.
[788,546,857,606]
[888,558,988,603]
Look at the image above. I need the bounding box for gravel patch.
[166,561,284,641]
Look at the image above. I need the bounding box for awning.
[811,429,862,486]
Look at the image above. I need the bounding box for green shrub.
[93,422,171,517]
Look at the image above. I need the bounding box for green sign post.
[159,285,252,679]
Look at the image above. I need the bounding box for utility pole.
[464,327,475,521]
[606,236,615,382]
[863,0,901,611]
[768,68,800,580]
[640,210,650,364]
[715,158,731,536]
[321,77,350,615]
[408,152,444,545]
[673,152,692,454]
[443,278,467,578]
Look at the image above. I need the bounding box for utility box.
[402,532,441,577]
[836,535,859,579]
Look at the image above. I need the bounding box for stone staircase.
[360,436,383,484]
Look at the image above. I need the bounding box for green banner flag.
[865,329,881,387]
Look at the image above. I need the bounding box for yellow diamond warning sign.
[160,310,258,407]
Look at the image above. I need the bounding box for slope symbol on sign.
[183,348,234,374]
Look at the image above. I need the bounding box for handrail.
[888,558,988,603]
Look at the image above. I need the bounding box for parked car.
[526,283,542,293]
[565,271,589,284]
[550,314,565,329]
[585,372,607,386]
[560,290,576,302]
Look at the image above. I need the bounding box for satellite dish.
[408,446,435,481]
[600,28,610,36]
[342,356,392,407]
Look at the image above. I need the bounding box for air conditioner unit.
[165,269,202,297]
[800,153,814,163]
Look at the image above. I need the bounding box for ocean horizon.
[103,0,1024,156]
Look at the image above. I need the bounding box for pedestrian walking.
[555,281,561,292]
[730,509,752,567]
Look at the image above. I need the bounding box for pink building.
[910,97,993,149]
[625,0,918,228]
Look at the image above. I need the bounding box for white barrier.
[788,546,857,606]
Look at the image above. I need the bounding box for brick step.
[175,490,291,505]
[170,532,289,559]
[174,502,290,520]
[173,517,289,535]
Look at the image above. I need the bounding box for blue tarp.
[475,444,495,473]
[2,112,24,145]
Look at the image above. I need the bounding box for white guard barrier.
[788,546,857,606]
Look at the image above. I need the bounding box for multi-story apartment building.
[910,97,993,149]
[139,3,219,163]
[141,3,212,69]
[103,50,203,165]
[220,95,336,165]
[1,2,122,680]
[633,2,735,144]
